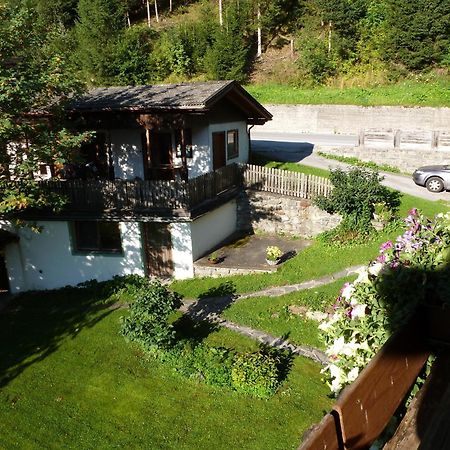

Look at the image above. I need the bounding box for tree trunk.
[154,0,159,22]
[257,3,262,57]
[146,0,151,27]
[169,0,172,13]
[219,0,223,26]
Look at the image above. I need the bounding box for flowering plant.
[320,209,450,395]
[266,246,283,261]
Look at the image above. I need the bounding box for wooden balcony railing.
[21,163,242,219]
[9,163,332,220]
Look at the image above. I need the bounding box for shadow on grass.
[0,286,115,388]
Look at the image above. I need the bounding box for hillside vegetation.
[3,0,450,106]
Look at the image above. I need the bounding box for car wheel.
[425,177,444,193]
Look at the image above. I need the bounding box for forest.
[2,0,449,89]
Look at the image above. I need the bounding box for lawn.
[0,288,332,450]
[222,278,352,350]
[245,78,450,107]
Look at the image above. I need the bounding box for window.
[175,129,193,158]
[73,221,122,253]
[227,130,239,160]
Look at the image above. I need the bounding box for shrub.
[314,167,401,236]
[162,342,234,387]
[231,349,280,397]
[319,210,450,395]
[121,280,182,350]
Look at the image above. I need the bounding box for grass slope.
[0,290,332,450]
[246,77,450,107]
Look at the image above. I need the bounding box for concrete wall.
[257,104,450,134]
[3,221,145,293]
[170,222,194,279]
[237,191,341,237]
[318,145,450,174]
[190,200,237,260]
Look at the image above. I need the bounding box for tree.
[383,0,450,70]
[74,0,127,84]
[0,4,91,214]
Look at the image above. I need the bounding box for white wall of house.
[110,129,145,180]
[190,200,237,261]
[209,121,249,166]
[170,222,194,279]
[3,221,145,293]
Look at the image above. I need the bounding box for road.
[251,131,450,203]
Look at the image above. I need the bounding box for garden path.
[181,264,363,365]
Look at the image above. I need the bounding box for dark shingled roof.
[70,80,272,124]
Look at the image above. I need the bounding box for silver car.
[412,165,450,192]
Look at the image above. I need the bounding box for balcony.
[14,164,243,221]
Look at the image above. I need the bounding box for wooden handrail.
[298,316,430,450]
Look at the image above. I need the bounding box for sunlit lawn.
[0,289,332,450]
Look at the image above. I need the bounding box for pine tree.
[75,0,127,84]
[384,0,450,70]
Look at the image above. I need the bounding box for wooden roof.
[70,80,272,125]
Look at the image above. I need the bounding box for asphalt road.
[251,131,450,203]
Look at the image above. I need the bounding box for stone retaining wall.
[193,265,272,278]
[257,104,450,134]
[318,145,450,174]
[237,190,341,237]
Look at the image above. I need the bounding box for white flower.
[328,364,343,394]
[351,304,367,320]
[368,262,384,277]
[318,313,340,331]
[341,283,355,300]
[354,267,369,284]
[327,336,346,356]
[347,367,360,382]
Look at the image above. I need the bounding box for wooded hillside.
[2,0,450,89]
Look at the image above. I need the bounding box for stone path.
[182,264,363,365]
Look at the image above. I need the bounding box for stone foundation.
[237,190,340,237]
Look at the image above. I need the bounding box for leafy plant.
[319,210,450,395]
[121,280,183,350]
[314,167,401,237]
[266,245,283,261]
[231,348,280,397]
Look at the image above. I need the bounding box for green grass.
[0,289,332,450]
[222,278,352,350]
[317,151,401,174]
[245,78,450,107]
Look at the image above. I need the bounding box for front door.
[142,223,173,278]
[212,131,226,170]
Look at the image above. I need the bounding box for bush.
[231,349,280,397]
[121,280,182,350]
[162,342,234,387]
[314,167,401,236]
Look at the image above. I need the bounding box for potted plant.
[266,246,283,265]
[207,251,221,264]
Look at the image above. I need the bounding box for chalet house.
[0,81,272,293]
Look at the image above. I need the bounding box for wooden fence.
[243,164,332,199]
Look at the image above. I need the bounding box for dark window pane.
[75,222,98,250]
[74,221,122,252]
[99,222,122,251]
[227,130,239,159]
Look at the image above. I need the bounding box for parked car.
[412,165,450,192]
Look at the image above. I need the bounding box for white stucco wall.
[110,129,145,180]
[3,221,145,293]
[209,121,249,167]
[170,222,194,279]
[190,200,237,261]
